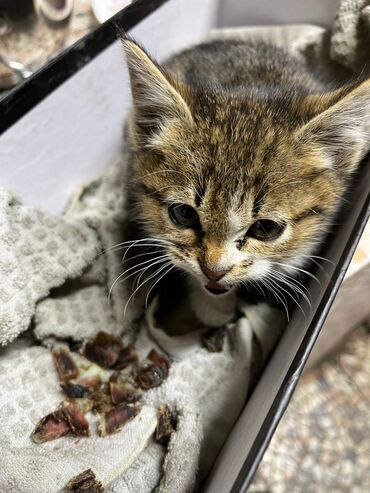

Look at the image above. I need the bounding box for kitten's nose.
[200,264,231,281]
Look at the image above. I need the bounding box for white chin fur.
[186,276,237,327]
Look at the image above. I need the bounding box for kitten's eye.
[247,219,285,241]
[168,203,200,228]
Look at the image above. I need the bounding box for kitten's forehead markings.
[194,179,206,207]
[228,210,244,237]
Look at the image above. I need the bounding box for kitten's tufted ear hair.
[122,38,193,147]
[297,79,370,175]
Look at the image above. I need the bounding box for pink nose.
[200,264,232,282]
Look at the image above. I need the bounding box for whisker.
[125,250,165,264]
[133,254,168,288]
[241,279,265,298]
[265,275,306,317]
[108,254,168,302]
[145,265,175,308]
[123,261,172,316]
[298,254,334,264]
[110,257,170,305]
[121,238,168,263]
[270,269,311,300]
[98,237,170,257]
[271,262,320,284]
[261,278,290,321]
[271,269,312,297]
[268,271,312,310]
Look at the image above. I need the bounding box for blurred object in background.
[0,0,135,98]
[0,11,12,35]
[0,1,97,98]
[0,0,35,21]
[0,53,32,90]
[249,322,370,493]
[34,0,74,26]
[91,0,132,23]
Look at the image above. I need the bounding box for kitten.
[121,37,370,329]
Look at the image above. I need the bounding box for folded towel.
[330,0,370,73]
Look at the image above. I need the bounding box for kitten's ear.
[297,79,370,174]
[122,39,193,147]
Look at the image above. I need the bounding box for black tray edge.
[232,171,370,493]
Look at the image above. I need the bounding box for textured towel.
[0,188,99,346]
[330,0,370,73]
[1,1,370,490]
[0,299,285,493]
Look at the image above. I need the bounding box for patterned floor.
[249,323,370,493]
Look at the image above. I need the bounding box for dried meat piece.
[31,400,90,444]
[52,347,79,382]
[109,366,135,384]
[201,327,225,352]
[155,405,176,445]
[148,348,170,371]
[83,344,118,369]
[113,345,138,370]
[65,468,104,493]
[99,402,142,436]
[31,410,70,444]
[89,386,112,414]
[110,382,141,405]
[61,401,90,437]
[135,349,170,390]
[61,382,88,398]
[83,332,124,369]
[78,375,101,391]
[135,365,167,390]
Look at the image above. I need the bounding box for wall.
[217,0,337,28]
[0,0,217,214]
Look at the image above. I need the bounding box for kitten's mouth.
[204,280,229,295]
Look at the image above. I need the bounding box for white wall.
[0,0,218,214]
[217,0,337,28]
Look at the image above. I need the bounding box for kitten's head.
[123,39,370,295]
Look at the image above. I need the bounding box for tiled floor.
[249,323,370,493]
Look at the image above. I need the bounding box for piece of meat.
[83,332,124,369]
[78,375,102,391]
[99,403,142,436]
[135,349,171,390]
[65,468,104,493]
[148,349,170,371]
[61,401,90,437]
[31,401,90,443]
[109,382,141,405]
[113,345,138,370]
[155,405,176,445]
[52,347,79,382]
[61,383,88,398]
[31,410,70,444]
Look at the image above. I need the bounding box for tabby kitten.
[121,36,370,326]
